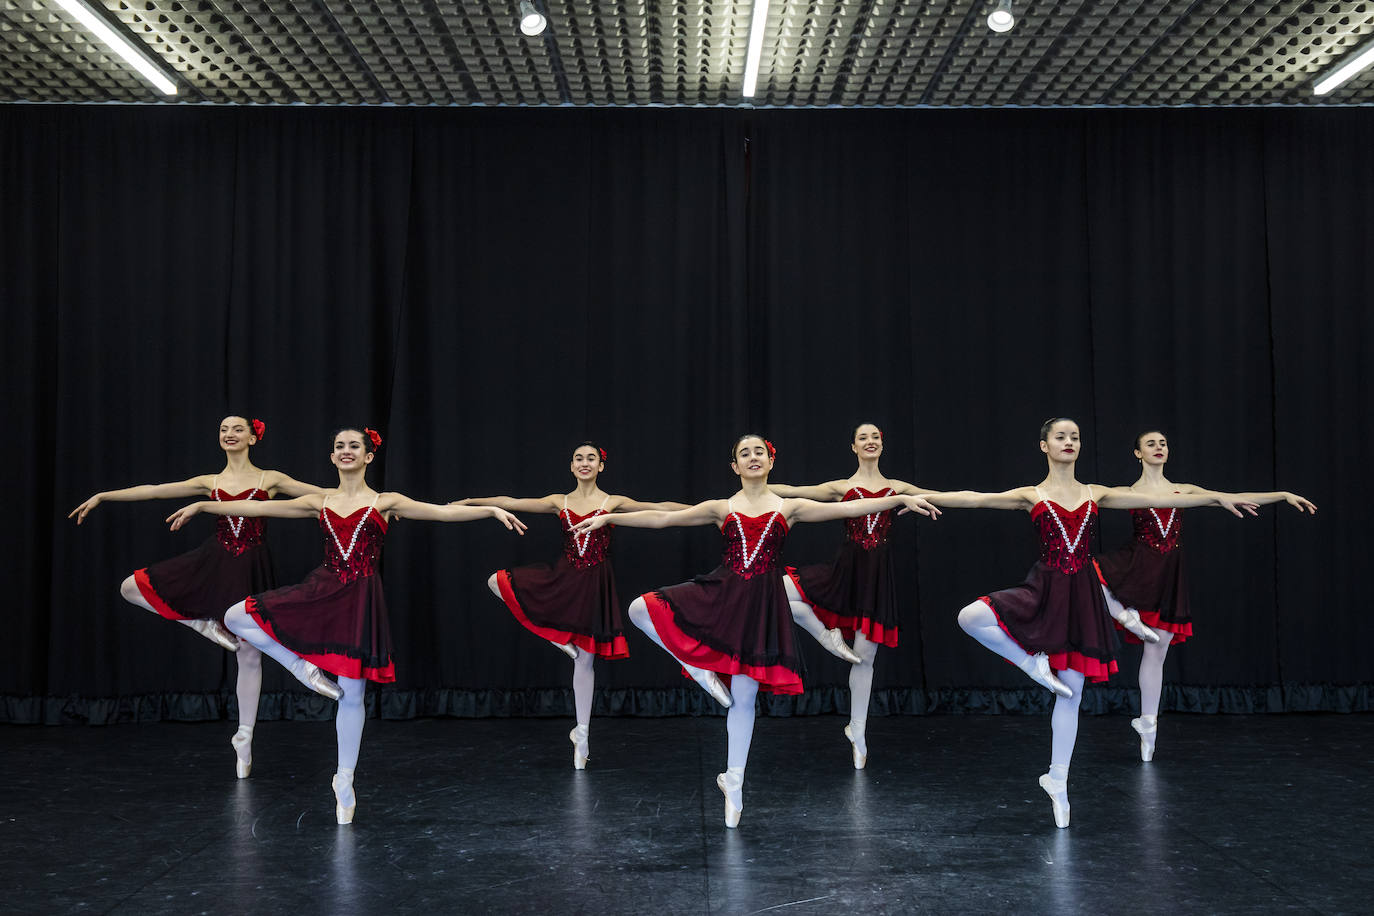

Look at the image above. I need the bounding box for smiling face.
[1039,419,1081,464]
[570,445,604,482]
[219,416,256,453]
[1135,431,1169,467]
[852,423,883,460]
[331,429,374,472]
[731,436,774,481]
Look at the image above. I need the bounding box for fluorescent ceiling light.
[51,0,177,95]
[1313,37,1374,95]
[742,0,771,98]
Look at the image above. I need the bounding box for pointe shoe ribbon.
[1115,609,1162,644]
[823,629,863,664]
[1022,653,1074,698]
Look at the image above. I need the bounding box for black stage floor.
[3,713,1371,914]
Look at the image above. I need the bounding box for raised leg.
[782,576,861,663]
[628,596,732,708]
[119,575,237,651]
[957,600,1072,697]
[225,600,341,700]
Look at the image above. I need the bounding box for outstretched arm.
[382,495,527,532]
[786,494,940,524]
[920,488,1038,511]
[1092,486,1259,517]
[451,495,560,514]
[768,480,848,501]
[167,493,323,530]
[264,472,329,499]
[572,500,727,534]
[1219,488,1317,514]
[70,476,214,524]
[609,497,693,512]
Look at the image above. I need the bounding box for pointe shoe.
[1038,773,1070,828]
[569,726,589,770]
[689,667,733,708]
[332,774,355,825]
[188,619,239,652]
[299,662,343,701]
[1115,609,1161,644]
[1021,653,1074,698]
[843,724,867,770]
[231,730,252,779]
[716,771,743,828]
[821,628,863,664]
[1132,716,1158,762]
[553,640,578,660]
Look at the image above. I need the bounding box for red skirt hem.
[641,592,803,695]
[496,570,630,659]
[784,567,899,648]
[244,596,396,683]
[980,596,1118,683]
[134,567,196,622]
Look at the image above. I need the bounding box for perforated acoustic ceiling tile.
[2,0,1373,104]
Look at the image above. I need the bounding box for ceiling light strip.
[51,0,177,95]
[742,0,771,98]
[1313,36,1374,95]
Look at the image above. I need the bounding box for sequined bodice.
[1031,500,1097,575]
[721,512,788,579]
[842,487,895,550]
[319,507,386,583]
[213,488,268,556]
[1132,507,1182,553]
[561,508,611,568]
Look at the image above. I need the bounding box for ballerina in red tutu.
[70,415,324,778]
[458,441,687,769]
[1096,428,1316,762]
[573,434,939,828]
[772,422,938,770]
[923,418,1257,829]
[167,426,526,825]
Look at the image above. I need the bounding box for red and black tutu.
[981,500,1119,683]
[246,506,395,683]
[641,511,803,695]
[1095,507,1192,644]
[134,489,274,623]
[785,487,900,647]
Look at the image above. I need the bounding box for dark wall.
[2,105,1366,723]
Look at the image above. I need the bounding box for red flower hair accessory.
[251,419,266,441]
[764,439,777,460]
[364,427,383,450]
[599,448,608,463]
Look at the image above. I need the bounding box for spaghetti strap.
[257,471,267,491]
[562,495,568,512]
[597,495,610,512]
[1033,486,1046,504]
[211,474,220,493]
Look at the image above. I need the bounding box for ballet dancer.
[772,422,933,769]
[167,426,526,824]
[70,415,323,778]
[573,434,938,827]
[923,418,1256,828]
[458,441,687,769]
[1096,428,1316,761]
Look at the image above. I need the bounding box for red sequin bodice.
[1132,507,1182,553]
[842,487,895,550]
[212,488,268,556]
[319,507,387,583]
[561,508,611,569]
[1030,500,1097,575]
[720,512,788,579]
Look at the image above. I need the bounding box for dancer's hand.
[69,494,103,524]
[1285,492,1318,514]
[1216,496,1260,518]
[571,514,613,534]
[490,507,528,534]
[896,495,941,519]
[166,503,204,531]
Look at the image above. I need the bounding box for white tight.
[781,576,882,726]
[1099,586,1174,719]
[726,675,759,768]
[956,599,1034,667]
[572,648,595,727]
[118,575,262,729]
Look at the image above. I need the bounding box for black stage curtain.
[1,105,1367,723]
